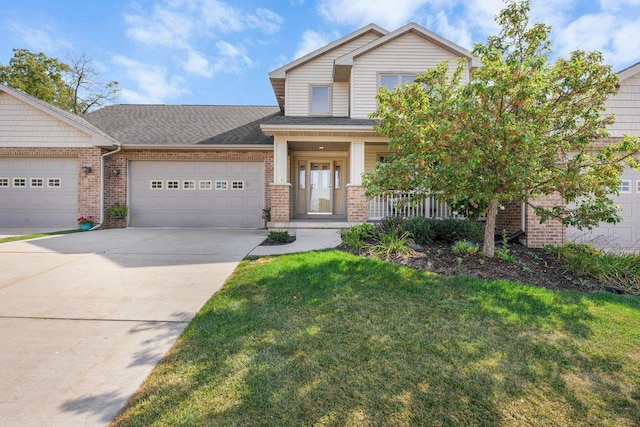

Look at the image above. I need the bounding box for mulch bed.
[339,242,613,294]
[260,236,296,246]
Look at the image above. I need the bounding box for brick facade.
[522,193,566,248]
[347,185,368,223]
[496,202,523,236]
[269,184,291,222]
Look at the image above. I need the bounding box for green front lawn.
[0,229,79,244]
[112,250,640,426]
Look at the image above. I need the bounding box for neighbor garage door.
[568,167,640,250]
[0,157,78,228]
[129,161,264,227]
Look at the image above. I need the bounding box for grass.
[0,229,79,244]
[112,250,640,426]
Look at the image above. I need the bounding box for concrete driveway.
[0,228,266,426]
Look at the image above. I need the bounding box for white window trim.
[199,180,213,190]
[183,180,196,190]
[215,180,228,190]
[636,180,640,194]
[231,180,245,190]
[378,73,418,91]
[30,177,44,188]
[13,177,27,188]
[150,180,164,190]
[619,179,631,193]
[309,84,332,116]
[166,180,180,190]
[47,178,61,188]
[0,177,8,187]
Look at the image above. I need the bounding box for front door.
[308,162,332,214]
[294,158,347,219]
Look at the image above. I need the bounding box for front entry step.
[268,220,355,229]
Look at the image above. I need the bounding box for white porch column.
[273,137,288,183]
[349,141,365,185]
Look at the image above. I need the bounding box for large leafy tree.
[0,49,119,114]
[364,0,640,257]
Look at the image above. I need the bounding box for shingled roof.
[84,104,281,146]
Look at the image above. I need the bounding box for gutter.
[90,143,122,230]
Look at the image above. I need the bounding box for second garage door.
[568,167,640,251]
[129,161,264,228]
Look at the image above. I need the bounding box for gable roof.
[618,61,640,82]
[333,22,481,82]
[84,105,281,147]
[0,84,117,146]
[268,24,388,110]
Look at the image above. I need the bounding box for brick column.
[78,148,103,221]
[270,183,291,223]
[523,193,566,248]
[347,185,368,223]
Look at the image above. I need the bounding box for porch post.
[270,137,291,224]
[347,141,368,223]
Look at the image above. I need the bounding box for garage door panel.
[568,167,640,250]
[0,158,78,227]
[130,161,264,228]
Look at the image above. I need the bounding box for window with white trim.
[380,74,417,90]
[215,180,228,190]
[47,178,61,188]
[199,180,213,190]
[167,180,179,190]
[619,180,631,193]
[150,180,163,190]
[13,178,26,187]
[637,180,640,194]
[0,178,8,187]
[30,178,44,188]
[231,180,244,190]
[310,85,330,115]
[183,180,196,190]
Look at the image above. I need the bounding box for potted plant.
[77,216,95,231]
[108,203,130,219]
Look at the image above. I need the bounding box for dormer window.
[380,74,417,90]
[310,85,331,115]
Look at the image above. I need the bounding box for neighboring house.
[0,22,637,250]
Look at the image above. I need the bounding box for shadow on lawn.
[112,251,640,426]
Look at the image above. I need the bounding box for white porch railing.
[367,192,465,221]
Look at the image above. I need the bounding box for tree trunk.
[483,199,499,257]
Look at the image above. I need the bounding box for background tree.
[364,0,640,257]
[0,49,119,114]
[0,48,70,107]
[64,52,119,114]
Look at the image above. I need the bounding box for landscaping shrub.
[368,225,414,260]
[433,218,484,243]
[546,243,640,295]
[268,230,291,243]
[377,216,406,236]
[451,240,479,255]
[402,216,437,245]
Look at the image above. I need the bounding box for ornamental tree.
[364,0,640,257]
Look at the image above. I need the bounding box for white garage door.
[129,161,264,228]
[0,157,78,228]
[568,167,640,250]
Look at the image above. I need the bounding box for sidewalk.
[249,228,342,256]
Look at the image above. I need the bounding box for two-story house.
[0,22,638,250]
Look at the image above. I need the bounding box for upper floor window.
[310,85,331,115]
[380,74,417,91]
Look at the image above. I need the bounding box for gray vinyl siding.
[351,33,468,119]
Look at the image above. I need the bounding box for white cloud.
[112,55,188,103]
[317,0,431,29]
[430,11,473,50]
[294,30,333,59]
[184,50,213,77]
[599,0,640,12]
[211,41,254,73]
[8,23,72,54]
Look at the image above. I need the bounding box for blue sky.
[2,0,639,107]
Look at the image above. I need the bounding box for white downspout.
[521,202,526,232]
[91,143,122,230]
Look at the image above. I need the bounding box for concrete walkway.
[0,228,266,426]
[249,228,343,256]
